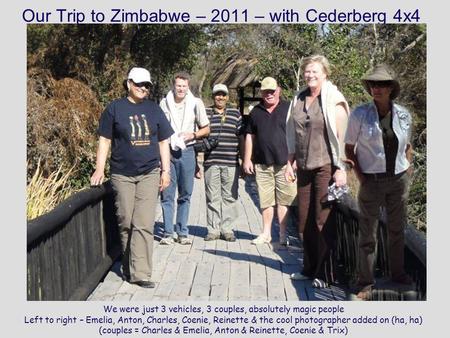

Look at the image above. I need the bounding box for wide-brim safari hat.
[361,64,400,99]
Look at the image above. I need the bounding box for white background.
[1,0,445,337]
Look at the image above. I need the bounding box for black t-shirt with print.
[98,97,174,176]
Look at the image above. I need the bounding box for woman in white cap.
[345,64,414,299]
[90,67,174,288]
[285,55,350,288]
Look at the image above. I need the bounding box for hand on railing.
[90,169,105,186]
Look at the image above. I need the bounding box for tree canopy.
[27,23,426,230]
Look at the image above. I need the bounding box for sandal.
[312,278,328,288]
[251,234,271,245]
[290,272,309,280]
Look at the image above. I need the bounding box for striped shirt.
[203,107,243,167]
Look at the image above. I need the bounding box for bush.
[27,68,102,186]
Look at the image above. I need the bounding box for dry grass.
[27,67,102,182]
[27,161,75,220]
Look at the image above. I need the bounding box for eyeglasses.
[131,81,151,89]
[368,81,392,88]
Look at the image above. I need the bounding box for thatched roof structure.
[211,57,259,89]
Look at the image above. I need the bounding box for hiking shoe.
[251,234,271,245]
[312,278,328,288]
[204,233,220,241]
[160,237,175,245]
[290,272,309,280]
[221,232,236,242]
[178,236,192,245]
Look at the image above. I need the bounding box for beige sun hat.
[361,64,400,99]
[260,77,278,91]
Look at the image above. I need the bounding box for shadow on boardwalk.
[88,176,349,302]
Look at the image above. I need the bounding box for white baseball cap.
[212,83,229,95]
[128,67,152,84]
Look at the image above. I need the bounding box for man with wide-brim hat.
[344,64,414,300]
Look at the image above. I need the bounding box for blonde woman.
[285,55,350,288]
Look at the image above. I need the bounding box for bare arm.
[284,153,297,183]
[180,124,210,142]
[243,134,255,174]
[243,133,255,174]
[345,144,364,184]
[90,136,111,186]
[195,124,210,139]
[159,138,171,191]
[406,143,414,176]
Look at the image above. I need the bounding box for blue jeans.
[161,147,195,237]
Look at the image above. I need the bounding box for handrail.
[27,181,120,301]
[26,178,426,300]
[27,183,112,246]
[334,194,426,299]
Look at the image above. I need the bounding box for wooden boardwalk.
[88,176,349,301]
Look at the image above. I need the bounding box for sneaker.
[130,280,155,288]
[312,278,328,288]
[279,234,288,246]
[221,232,236,242]
[251,234,271,245]
[290,272,309,280]
[204,233,220,241]
[160,237,174,245]
[177,236,192,245]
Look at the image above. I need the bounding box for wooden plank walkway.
[88,175,350,301]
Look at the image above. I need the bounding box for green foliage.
[129,25,208,98]
[254,25,320,92]
[26,23,427,231]
[408,143,426,232]
[321,25,369,107]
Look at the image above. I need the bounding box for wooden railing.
[27,179,426,301]
[27,182,120,301]
[334,195,426,300]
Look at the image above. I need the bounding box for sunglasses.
[213,91,228,97]
[368,81,392,88]
[131,81,151,89]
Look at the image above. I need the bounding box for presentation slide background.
[3,0,445,337]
